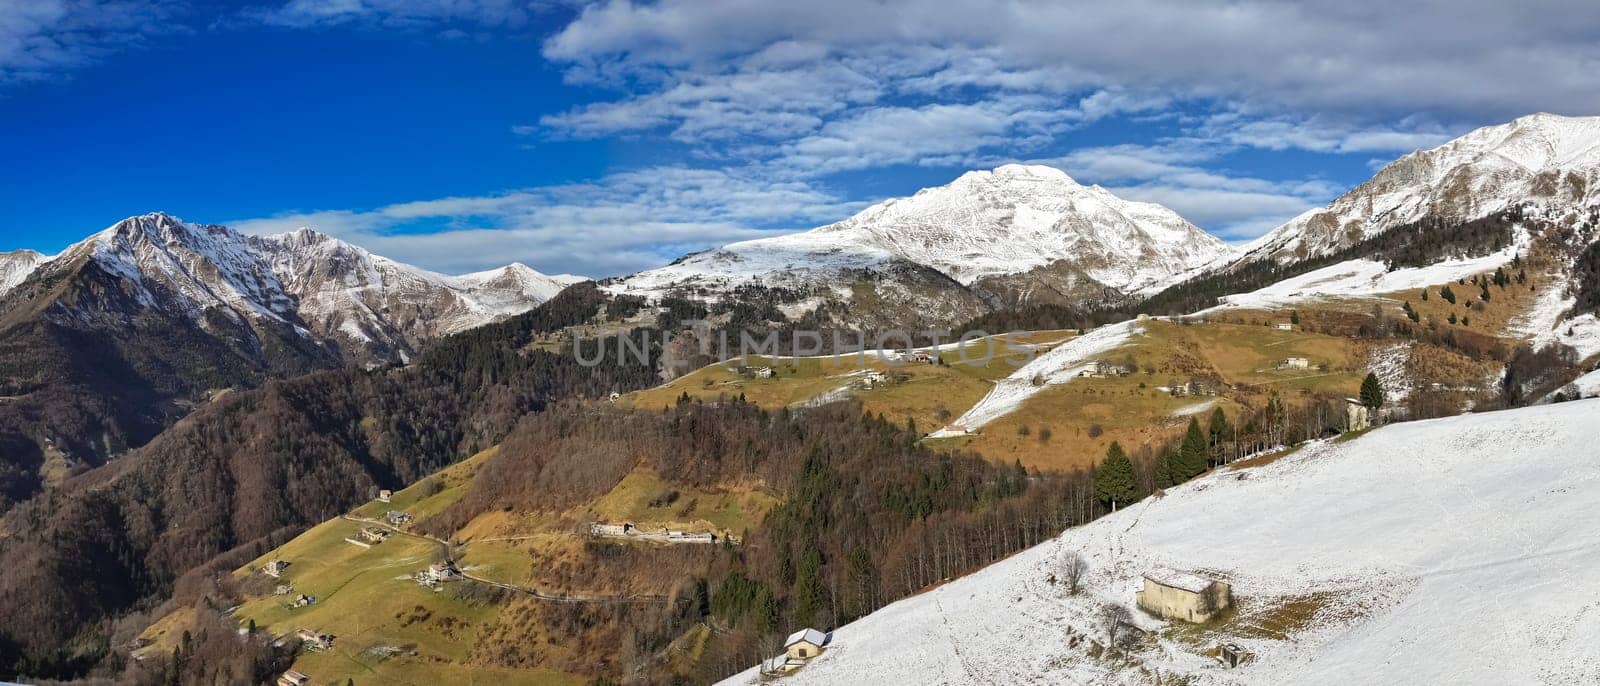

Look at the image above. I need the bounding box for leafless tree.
[1057,550,1088,595]
[1101,603,1134,652]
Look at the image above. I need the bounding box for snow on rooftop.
[726,399,1600,685]
[1142,568,1221,594]
[785,628,830,647]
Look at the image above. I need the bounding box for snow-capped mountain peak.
[1239,113,1600,265]
[0,249,49,298]
[617,163,1230,321]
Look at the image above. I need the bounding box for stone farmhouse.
[1135,569,1232,623]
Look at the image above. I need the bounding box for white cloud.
[1044,141,1343,239]
[544,0,1600,118]
[228,166,866,276]
[0,0,176,84]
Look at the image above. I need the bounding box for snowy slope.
[618,164,1229,304]
[929,320,1144,436]
[16,213,578,361]
[0,249,48,298]
[1238,113,1600,266]
[1212,229,1529,312]
[728,400,1600,685]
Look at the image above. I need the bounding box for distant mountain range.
[1,213,581,364]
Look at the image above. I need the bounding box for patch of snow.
[1170,399,1218,418]
[1212,232,1525,312]
[930,321,1142,436]
[727,400,1600,685]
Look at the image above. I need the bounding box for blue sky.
[3,1,1599,276]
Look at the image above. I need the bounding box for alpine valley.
[3,114,1600,686]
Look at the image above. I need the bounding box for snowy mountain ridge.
[616,164,1231,315]
[13,213,581,362]
[1237,112,1600,266]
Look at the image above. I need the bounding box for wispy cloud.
[0,0,178,84]
[240,0,535,29]
[228,166,866,276]
[1042,141,1344,240]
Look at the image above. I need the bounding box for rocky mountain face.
[614,164,1232,327]
[1237,113,1600,266]
[0,213,578,509]
[0,250,48,298]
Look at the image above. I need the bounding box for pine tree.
[1179,417,1208,479]
[1153,448,1173,489]
[792,547,827,628]
[1094,441,1139,510]
[1360,372,1385,411]
[1440,285,1457,304]
[1420,288,1429,301]
[1207,407,1230,463]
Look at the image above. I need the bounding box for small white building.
[385,510,413,526]
[752,366,775,378]
[782,628,831,668]
[376,489,392,503]
[1276,322,1294,330]
[1346,398,1371,432]
[262,559,289,578]
[1280,357,1311,370]
[277,670,311,686]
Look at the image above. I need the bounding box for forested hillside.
[0,284,659,680]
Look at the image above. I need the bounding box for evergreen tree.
[1360,372,1385,411]
[1440,285,1457,304]
[1094,442,1139,510]
[843,545,878,621]
[1154,448,1178,489]
[1207,407,1230,463]
[792,547,828,628]
[1178,417,1208,479]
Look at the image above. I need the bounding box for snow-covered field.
[929,320,1142,437]
[728,400,1600,685]
[1213,232,1525,312]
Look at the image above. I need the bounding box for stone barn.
[1345,398,1371,431]
[1136,569,1232,623]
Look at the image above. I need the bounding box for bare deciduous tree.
[1057,551,1088,595]
[1101,603,1134,652]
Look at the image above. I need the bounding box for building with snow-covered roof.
[785,628,831,660]
[1136,569,1231,623]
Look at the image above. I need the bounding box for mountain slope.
[1239,113,1600,265]
[254,226,583,360]
[0,213,579,510]
[615,164,1231,323]
[0,284,660,679]
[726,400,1600,685]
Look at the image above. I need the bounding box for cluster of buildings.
[1081,360,1136,378]
[588,521,721,544]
